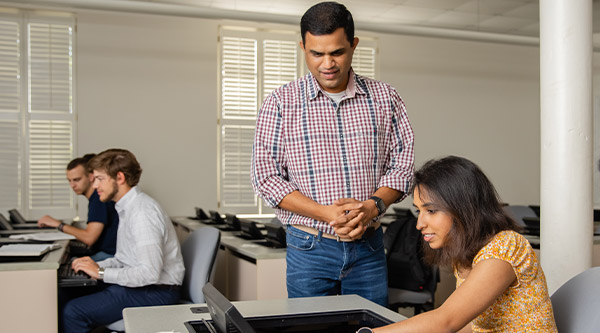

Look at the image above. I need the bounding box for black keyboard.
[59,262,92,279]
[68,240,92,256]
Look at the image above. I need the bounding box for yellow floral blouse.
[454,230,557,332]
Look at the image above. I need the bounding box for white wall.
[379,34,540,207]
[76,11,219,217]
[71,9,593,216]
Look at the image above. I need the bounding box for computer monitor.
[8,209,36,224]
[224,214,241,231]
[194,207,210,220]
[209,210,225,225]
[201,283,256,333]
[264,223,286,248]
[239,219,264,240]
[522,216,540,236]
[529,205,541,217]
[0,214,13,230]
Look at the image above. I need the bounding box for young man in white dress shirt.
[62,148,185,333]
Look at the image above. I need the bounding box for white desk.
[171,217,287,301]
[124,294,406,333]
[0,239,69,332]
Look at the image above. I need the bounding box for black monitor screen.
[195,207,210,220]
[0,214,13,230]
[224,214,241,231]
[8,209,28,224]
[209,210,224,224]
[239,219,264,240]
[264,223,286,247]
[202,283,256,333]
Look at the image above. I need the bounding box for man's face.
[301,27,358,93]
[66,165,92,195]
[92,169,119,202]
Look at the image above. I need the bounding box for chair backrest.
[180,226,221,303]
[503,205,537,227]
[551,267,600,333]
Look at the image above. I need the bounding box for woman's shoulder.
[474,230,530,264]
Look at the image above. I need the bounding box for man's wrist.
[57,222,66,232]
[369,196,387,216]
[98,267,105,280]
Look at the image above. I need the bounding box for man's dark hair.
[66,153,96,174]
[89,148,143,187]
[300,2,354,45]
[412,156,521,271]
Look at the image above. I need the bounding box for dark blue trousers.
[62,284,180,333]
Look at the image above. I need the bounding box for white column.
[540,0,593,293]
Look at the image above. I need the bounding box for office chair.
[384,213,439,316]
[105,226,221,332]
[388,266,439,316]
[551,267,600,333]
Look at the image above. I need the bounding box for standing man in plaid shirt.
[251,1,414,307]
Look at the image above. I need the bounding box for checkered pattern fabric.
[251,70,414,235]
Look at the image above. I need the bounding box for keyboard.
[58,258,97,287]
[59,262,91,279]
[68,240,92,256]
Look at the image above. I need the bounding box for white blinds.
[28,120,72,209]
[262,39,297,100]
[221,36,257,120]
[0,18,21,213]
[0,12,75,218]
[219,28,301,214]
[353,46,376,79]
[0,120,20,212]
[29,22,73,114]
[220,125,256,207]
[0,20,20,113]
[27,20,74,214]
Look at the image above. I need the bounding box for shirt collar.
[307,68,366,100]
[115,185,139,215]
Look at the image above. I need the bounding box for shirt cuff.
[102,268,118,284]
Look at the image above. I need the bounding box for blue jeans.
[286,225,388,307]
[62,284,180,333]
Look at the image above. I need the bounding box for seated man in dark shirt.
[37,154,119,261]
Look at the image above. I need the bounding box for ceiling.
[135,0,600,38]
[153,0,542,36]
[8,0,600,41]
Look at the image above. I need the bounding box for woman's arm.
[373,258,516,333]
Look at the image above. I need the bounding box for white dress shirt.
[98,186,185,287]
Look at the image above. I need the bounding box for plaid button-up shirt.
[251,70,414,235]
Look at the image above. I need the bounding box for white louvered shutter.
[27,18,75,216]
[0,18,21,213]
[262,39,297,99]
[0,13,76,219]
[352,46,376,79]
[219,28,301,214]
[221,125,256,207]
[28,120,72,209]
[221,36,257,120]
[29,22,73,113]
